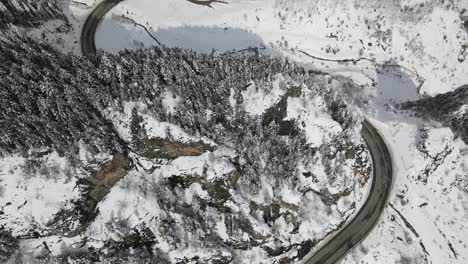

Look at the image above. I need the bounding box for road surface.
[301,119,393,264]
[80,2,394,263]
[81,0,123,56]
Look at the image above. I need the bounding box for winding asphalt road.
[80,2,394,263]
[302,119,393,264]
[81,0,123,56]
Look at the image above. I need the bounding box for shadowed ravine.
[80,1,394,263]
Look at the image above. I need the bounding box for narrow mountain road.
[302,119,393,264]
[80,2,394,263]
[81,0,123,56]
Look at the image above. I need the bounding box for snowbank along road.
[80,1,394,263]
[302,119,393,263]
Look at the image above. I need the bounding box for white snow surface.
[15,0,468,263]
[105,101,216,146]
[0,151,81,235]
[95,0,468,96]
[92,0,468,262]
[241,76,286,116]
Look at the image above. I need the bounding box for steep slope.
[1,26,371,262]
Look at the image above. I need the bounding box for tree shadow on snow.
[96,16,282,57]
[96,15,431,148]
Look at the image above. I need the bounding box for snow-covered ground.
[0,152,81,235]
[95,0,468,96]
[13,0,468,263]
[6,68,373,263]
[91,0,468,263]
[343,119,468,264]
[336,65,468,263]
[26,0,98,54]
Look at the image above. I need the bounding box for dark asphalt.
[302,119,393,264]
[81,0,123,56]
[80,2,394,263]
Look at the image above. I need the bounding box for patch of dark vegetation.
[303,188,352,206]
[461,9,468,32]
[0,230,18,262]
[261,85,304,136]
[265,239,317,263]
[0,17,366,262]
[0,0,66,29]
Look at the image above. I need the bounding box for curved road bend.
[81,2,394,263]
[81,0,124,56]
[302,119,393,264]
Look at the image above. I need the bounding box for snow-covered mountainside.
[1,0,467,263]
[402,85,468,144]
[95,0,468,96]
[1,5,371,263]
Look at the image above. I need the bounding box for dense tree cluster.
[0,2,368,261]
[0,27,358,157]
[0,0,65,29]
[0,231,18,263]
[0,30,125,156]
[402,85,468,144]
[1,27,365,261]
